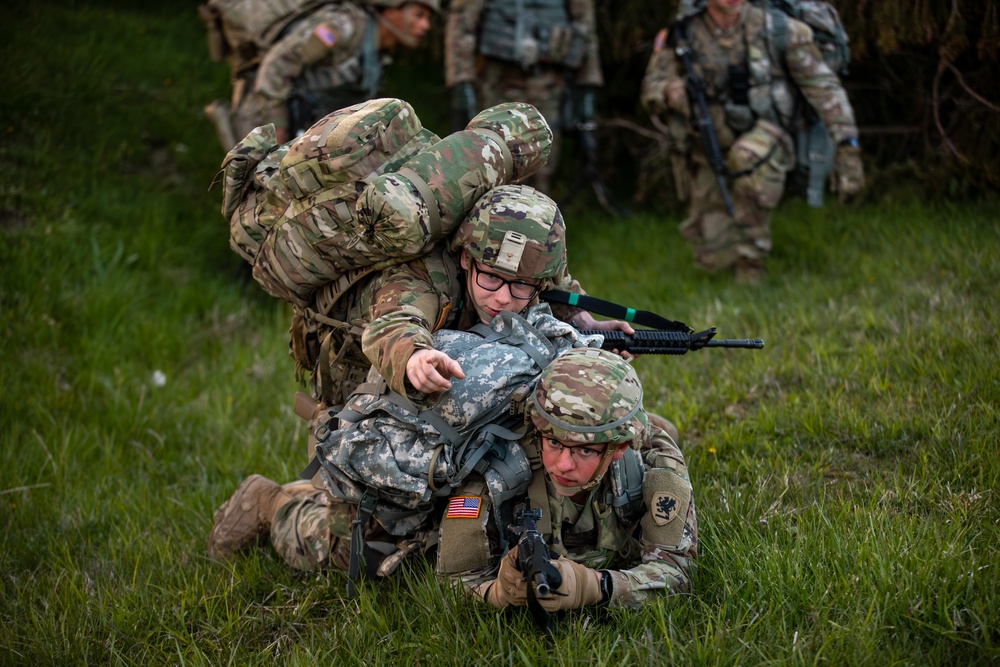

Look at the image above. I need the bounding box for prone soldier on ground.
[207,346,696,615]
[640,0,865,284]
[451,348,698,614]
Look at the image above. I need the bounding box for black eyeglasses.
[472,263,541,300]
[540,437,607,462]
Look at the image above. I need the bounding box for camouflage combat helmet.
[370,0,440,13]
[528,348,648,447]
[528,348,648,491]
[450,184,568,282]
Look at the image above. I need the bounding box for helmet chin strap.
[376,11,419,49]
[464,277,494,325]
[579,443,618,492]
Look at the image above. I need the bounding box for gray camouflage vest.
[477,0,588,70]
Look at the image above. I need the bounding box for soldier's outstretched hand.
[833,144,865,203]
[537,558,603,611]
[406,348,466,394]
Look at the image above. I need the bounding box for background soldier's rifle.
[669,21,736,216]
[508,498,561,633]
[561,83,630,218]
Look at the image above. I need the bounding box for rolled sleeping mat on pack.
[354,102,552,259]
[465,101,553,183]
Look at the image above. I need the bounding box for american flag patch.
[313,24,336,47]
[446,496,481,519]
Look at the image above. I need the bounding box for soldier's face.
[460,251,540,323]
[381,4,433,47]
[541,436,628,494]
[707,0,744,17]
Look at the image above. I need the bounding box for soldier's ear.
[610,442,630,462]
[459,249,470,271]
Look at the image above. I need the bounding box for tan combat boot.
[207,475,293,561]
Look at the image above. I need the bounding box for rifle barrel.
[706,338,765,349]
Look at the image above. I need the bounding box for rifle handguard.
[582,328,765,355]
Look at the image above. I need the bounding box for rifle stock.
[581,327,764,355]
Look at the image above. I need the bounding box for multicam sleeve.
[444,0,486,87]
[546,269,588,323]
[361,260,448,396]
[253,7,365,131]
[568,0,603,87]
[640,27,681,115]
[606,425,699,610]
[783,19,858,144]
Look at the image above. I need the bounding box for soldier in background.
[201,0,439,149]
[640,0,865,284]
[444,0,604,193]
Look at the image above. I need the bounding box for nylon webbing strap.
[347,492,378,598]
[396,167,443,240]
[300,455,321,481]
[539,290,691,332]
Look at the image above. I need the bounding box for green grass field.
[2,2,998,665]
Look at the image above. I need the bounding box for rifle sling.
[540,290,691,332]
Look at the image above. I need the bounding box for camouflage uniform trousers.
[680,121,796,271]
[477,60,566,194]
[270,490,355,571]
[271,490,438,573]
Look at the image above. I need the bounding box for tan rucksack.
[217,97,553,309]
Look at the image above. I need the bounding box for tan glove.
[832,143,865,203]
[536,558,604,611]
[475,549,528,608]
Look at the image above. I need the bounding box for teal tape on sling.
[538,290,691,332]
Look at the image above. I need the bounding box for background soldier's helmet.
[450,184,568,282]
[370,0,441,13]
[527,348,649,447]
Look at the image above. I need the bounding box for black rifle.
[540,291,766,352]
[580,327,764,355]
[508,498,562,633]
[669,21,736,216]
[561,84,630,218]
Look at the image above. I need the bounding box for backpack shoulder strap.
[606,447,646,524]
[767,4,790,65]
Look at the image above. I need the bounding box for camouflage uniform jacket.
[361,244,586,398]
[254,2,378,134]
[444,0,603,88]
[640,2,857,150]
[466,424,699,610]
